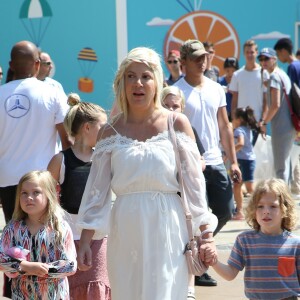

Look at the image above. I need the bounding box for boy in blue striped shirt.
[212,178,300,299]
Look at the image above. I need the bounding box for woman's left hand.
[199,241,217,265]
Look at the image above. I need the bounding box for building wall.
[0,0,299,109]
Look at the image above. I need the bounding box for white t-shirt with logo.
[0,77,68,187]
[229,66,268,120]
[174,77,226,166]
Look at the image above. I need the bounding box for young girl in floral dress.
[0,170,77,299]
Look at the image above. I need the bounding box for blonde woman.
[77,47,218,300]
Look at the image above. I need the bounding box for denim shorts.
[237,159,255,182]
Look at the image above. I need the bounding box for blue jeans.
[203,164,234,235]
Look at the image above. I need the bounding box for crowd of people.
[0,36,299,300]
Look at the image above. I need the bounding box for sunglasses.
[258,57,270,62]
[0,72,3,75]
[167,60,179,64]
[41,61,52,66]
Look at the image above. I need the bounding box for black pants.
[0,185,17,299]
[203,164,234,236]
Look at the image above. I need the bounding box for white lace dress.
[77,130,217,300]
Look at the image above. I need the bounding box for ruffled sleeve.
[77,140,113,240]
[176,132,218,235]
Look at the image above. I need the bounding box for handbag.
[167,114,208,276]
[280,77,300,132]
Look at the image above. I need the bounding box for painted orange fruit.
[164,11,240,74]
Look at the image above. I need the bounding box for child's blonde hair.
[161,86,185,111]
[246,178,297,231]
[13,170,66,245]
[64,93,107,137]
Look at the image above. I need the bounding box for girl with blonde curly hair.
[212,178,300,300]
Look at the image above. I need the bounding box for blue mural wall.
[0,0,300,110]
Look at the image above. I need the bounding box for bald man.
[0,41,71,222]
[37,51,66,91]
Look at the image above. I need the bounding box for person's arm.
[212,260,239,281]
[230,91,238,120]
[77,229,95,271]
[173,113,218,264]
[56,123,72,150]
[47,152,63,182]
[46,223,77,278]
[218,106,241,181]
[235,134,244,153]
[76,125,114,270]
[261,87,280,135]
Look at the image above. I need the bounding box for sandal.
[231,213,245,221]
[187,291,196,300]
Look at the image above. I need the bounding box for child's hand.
[199,241,217,265]
[19,261,49,276]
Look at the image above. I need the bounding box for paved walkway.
[0,197,299,299]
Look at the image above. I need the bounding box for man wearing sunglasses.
[165,50,184,86]
[37,51,66,94]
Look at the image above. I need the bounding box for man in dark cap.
[174,39,241,288]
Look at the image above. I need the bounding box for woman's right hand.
[77,242,92,271]
[77,229,95,271]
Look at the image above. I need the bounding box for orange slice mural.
[164,10,240,73]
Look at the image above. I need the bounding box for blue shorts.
[238,159,255,182]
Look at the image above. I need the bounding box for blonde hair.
[13,170,66,245]
[245,178,297,231]
[161,86,185,112]
[113,47,164,121]
[64,93,107,137]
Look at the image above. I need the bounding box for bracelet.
[201,238,215,243]
[263,122,268,126]
[200,229,213,237]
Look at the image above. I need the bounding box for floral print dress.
[0,219,77,300]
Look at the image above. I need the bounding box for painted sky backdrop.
[0,0,300,109]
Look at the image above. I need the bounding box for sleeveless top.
[60,148,92,214]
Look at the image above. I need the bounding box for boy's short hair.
[274,38,293,54]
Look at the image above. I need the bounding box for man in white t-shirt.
[229,39,268,144]
[0,41,71,223]
[174,39,241,287]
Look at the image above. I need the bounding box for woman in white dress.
[76,47,218,300]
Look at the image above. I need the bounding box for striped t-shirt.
[228,230,300,299]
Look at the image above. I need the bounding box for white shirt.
[174,77,226,165]
[229,66,269,120]
[0,77,68,186]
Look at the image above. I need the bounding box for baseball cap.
[180,40,208,60]
[168,49,180,58]
[257,48,276,59]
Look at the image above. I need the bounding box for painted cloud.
[251,31,290,40]
[146,17,174,26]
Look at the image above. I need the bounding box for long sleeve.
[176,132,218,235]
[77,144,113,240]
[47,221,77,278]
[0,223,23,274]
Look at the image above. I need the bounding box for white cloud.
[251,31,290,40]
[146,17,174,26]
